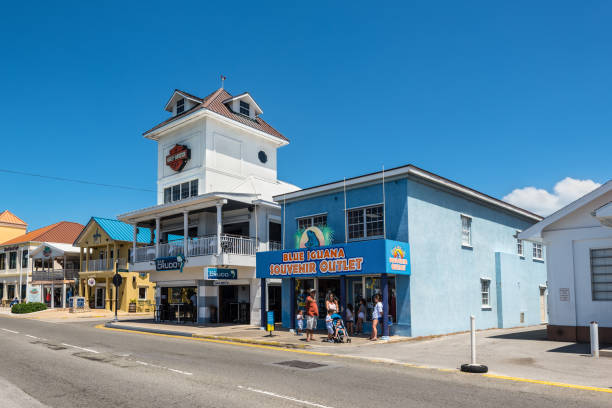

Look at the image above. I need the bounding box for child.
[346,304,355,335]
[296,310,304,335]
[325,310,334,342]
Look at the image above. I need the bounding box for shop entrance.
[317,278,341,313]
[218,285,250,324]
[95,287,105,309]
[268,285,282,322]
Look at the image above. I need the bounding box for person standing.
[356,298,366,334]
[325,292,338,314]
[305,289,318,342]
[370,294,383,341]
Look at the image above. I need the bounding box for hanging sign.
[205,267,237,280]
[87,278,96,287]
[155,255,186,272]
[166,144,191,172]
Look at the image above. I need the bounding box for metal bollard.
[590,321,599,358]
[470,315,476,365]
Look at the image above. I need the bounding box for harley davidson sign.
[166,144,191,172]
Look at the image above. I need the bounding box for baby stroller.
[330,313,351,343]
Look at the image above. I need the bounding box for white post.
[155,217,161,258]
[132,225,137,264]
[62,283,66,309]
[591,321,599,358]
[50,259,54,309]
[18,248,23,301]
[216,202,223,256]
[183,211,189,256]
[470,315,476,365]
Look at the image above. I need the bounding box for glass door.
[95,287,105,309]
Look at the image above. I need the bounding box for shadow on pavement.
[488,328,547,341]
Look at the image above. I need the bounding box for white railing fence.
[80,258,127,272]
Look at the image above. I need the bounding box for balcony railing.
[269,241,282,252]
[32,269,79,282]
[81,258,127,272]
[133,234,259,263]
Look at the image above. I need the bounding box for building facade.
[118,88,297,324]
[257,165,548,337]
[0,221,84,306]
[0,210,27,244]
[74,217,156,312]
[520,180,612,342]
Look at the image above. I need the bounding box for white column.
[216,203,223,255]
[18,248,23,301]
[132,225,137,264]
[155,217,161,258]
[2,282,7,300]
[183,211,189,256]
[62,283,66,309]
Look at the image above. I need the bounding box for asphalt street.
[0,316,609,408]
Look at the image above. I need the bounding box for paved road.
[0,316,609,408]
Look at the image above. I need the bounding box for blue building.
[256,165,547,337]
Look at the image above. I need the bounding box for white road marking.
[237,386,335,408]
[1,328,19,334]
[135,360,192,376]
[25,334,39,339]
[61,343,99,354]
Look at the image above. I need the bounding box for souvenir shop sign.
[256,239,410,279]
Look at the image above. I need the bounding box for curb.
[105,323,307,348]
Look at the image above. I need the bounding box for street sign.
[205,267,238,280]
[112,274,123,287]
[267,311,275,333]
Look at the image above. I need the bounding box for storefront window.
[317,278,341,313]
[295,279,314,312]
[364,276,397,322]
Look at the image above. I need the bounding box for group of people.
[295,290,385,341]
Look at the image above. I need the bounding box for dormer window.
[239,101,250,116]
[176,98,185,115]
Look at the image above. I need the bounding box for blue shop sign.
[155,256,185,272]
[205,267,238,280]
[256,239,410,279]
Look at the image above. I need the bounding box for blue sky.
[1,1,610,230]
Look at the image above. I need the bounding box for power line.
[0,169,155,193]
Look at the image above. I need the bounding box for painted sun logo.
[391,246,405,259]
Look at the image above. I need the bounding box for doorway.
[539,286,547,323]
[218,285,250,323]
[268,285,282,322]
[95,287,105,309]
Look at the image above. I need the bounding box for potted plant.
[128,298,137,313]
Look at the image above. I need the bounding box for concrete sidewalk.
[330,325,612,389]
[0,308,153,323]
[107,319,396,348]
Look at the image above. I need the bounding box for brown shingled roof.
[0,210,27,226]
[144,88,288,142]
[0,221,84,245]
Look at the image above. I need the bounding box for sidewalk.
[0,308,153,322]
[107,319,397,348]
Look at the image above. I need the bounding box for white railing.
[32,269,79,281]
[221,234,257,256]
[81,258,126,272]
[132,234,259,263]
[188,235,217,257]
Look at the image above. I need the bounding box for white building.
[118,87,297,325]
[520,180,612,342]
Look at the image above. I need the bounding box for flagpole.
[343,177,348,243]
[382,165,386,239]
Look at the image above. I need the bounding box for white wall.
[542,190,612,328]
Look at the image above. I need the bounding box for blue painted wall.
[406,178,546,336]
[277,174,546,337]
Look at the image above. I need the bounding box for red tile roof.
[0,210,27,226]
[0,221,84,245]
[144,88,288,142]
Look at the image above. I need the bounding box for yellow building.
[74,217,155,312]
[0,210,27,244]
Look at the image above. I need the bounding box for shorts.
[326,323,334,335]
[358,312,365,320]
[306,315,317,330]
